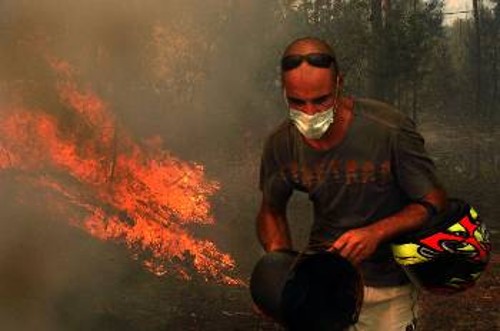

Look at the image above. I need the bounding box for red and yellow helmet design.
[392,199,491,293]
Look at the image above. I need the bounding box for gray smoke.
[0,1,314,330]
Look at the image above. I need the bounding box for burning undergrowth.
[0,54,243,287]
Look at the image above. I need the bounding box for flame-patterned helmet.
[392,198,491,293]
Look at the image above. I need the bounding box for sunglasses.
[281,53,338,72]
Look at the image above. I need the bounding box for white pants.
[349,284,419,331]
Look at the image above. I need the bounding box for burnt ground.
[418,257,500,331]
[2,230,492,331]
[0,114,499,331]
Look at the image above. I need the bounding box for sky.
[444,0,472,24]
[443,0,496,25]
[445,0,471,13]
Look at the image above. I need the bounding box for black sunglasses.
[281,53,338,72]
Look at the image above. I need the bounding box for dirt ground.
[418,255,500,331]
[1,182,496,331]
[44,247,497,331]
[0,114,498,331]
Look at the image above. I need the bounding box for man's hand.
[328,227,382,265]
[328,188,447,265]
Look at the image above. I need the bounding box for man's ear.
[283,88,289,107]
[335,73,344,88]
[334,73,344,99]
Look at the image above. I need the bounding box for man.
[256,37,447,330]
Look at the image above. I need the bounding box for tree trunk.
[382,0,391,27]
[412,0,418,122]
[396,25,401,108]
[492,44,498,118]
[370,0,385,100]
[108,128,118,184]
[412,78,418,123]
[472,0,482,117]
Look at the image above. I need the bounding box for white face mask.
[283,76,340,140]
[289,107,335,139]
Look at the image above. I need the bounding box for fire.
[0,55,243,286]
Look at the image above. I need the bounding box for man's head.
[282,37,338,75]
[281,37,341,116]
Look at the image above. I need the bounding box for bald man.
[256,37,447,330]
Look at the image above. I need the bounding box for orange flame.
[0,56,243,286]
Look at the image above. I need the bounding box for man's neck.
[302,97,354,151]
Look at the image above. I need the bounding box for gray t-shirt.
[259,97,443,287]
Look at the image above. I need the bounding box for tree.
[472,0,482,116]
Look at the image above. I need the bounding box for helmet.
[392,198,491,293]
[250,250,363,330]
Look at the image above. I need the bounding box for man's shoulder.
[353,97,407,130]
[263,119,293,148]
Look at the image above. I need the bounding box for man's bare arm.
[332,187,447,265]
[256,196,292,252]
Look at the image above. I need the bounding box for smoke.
[0,1,313,330]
